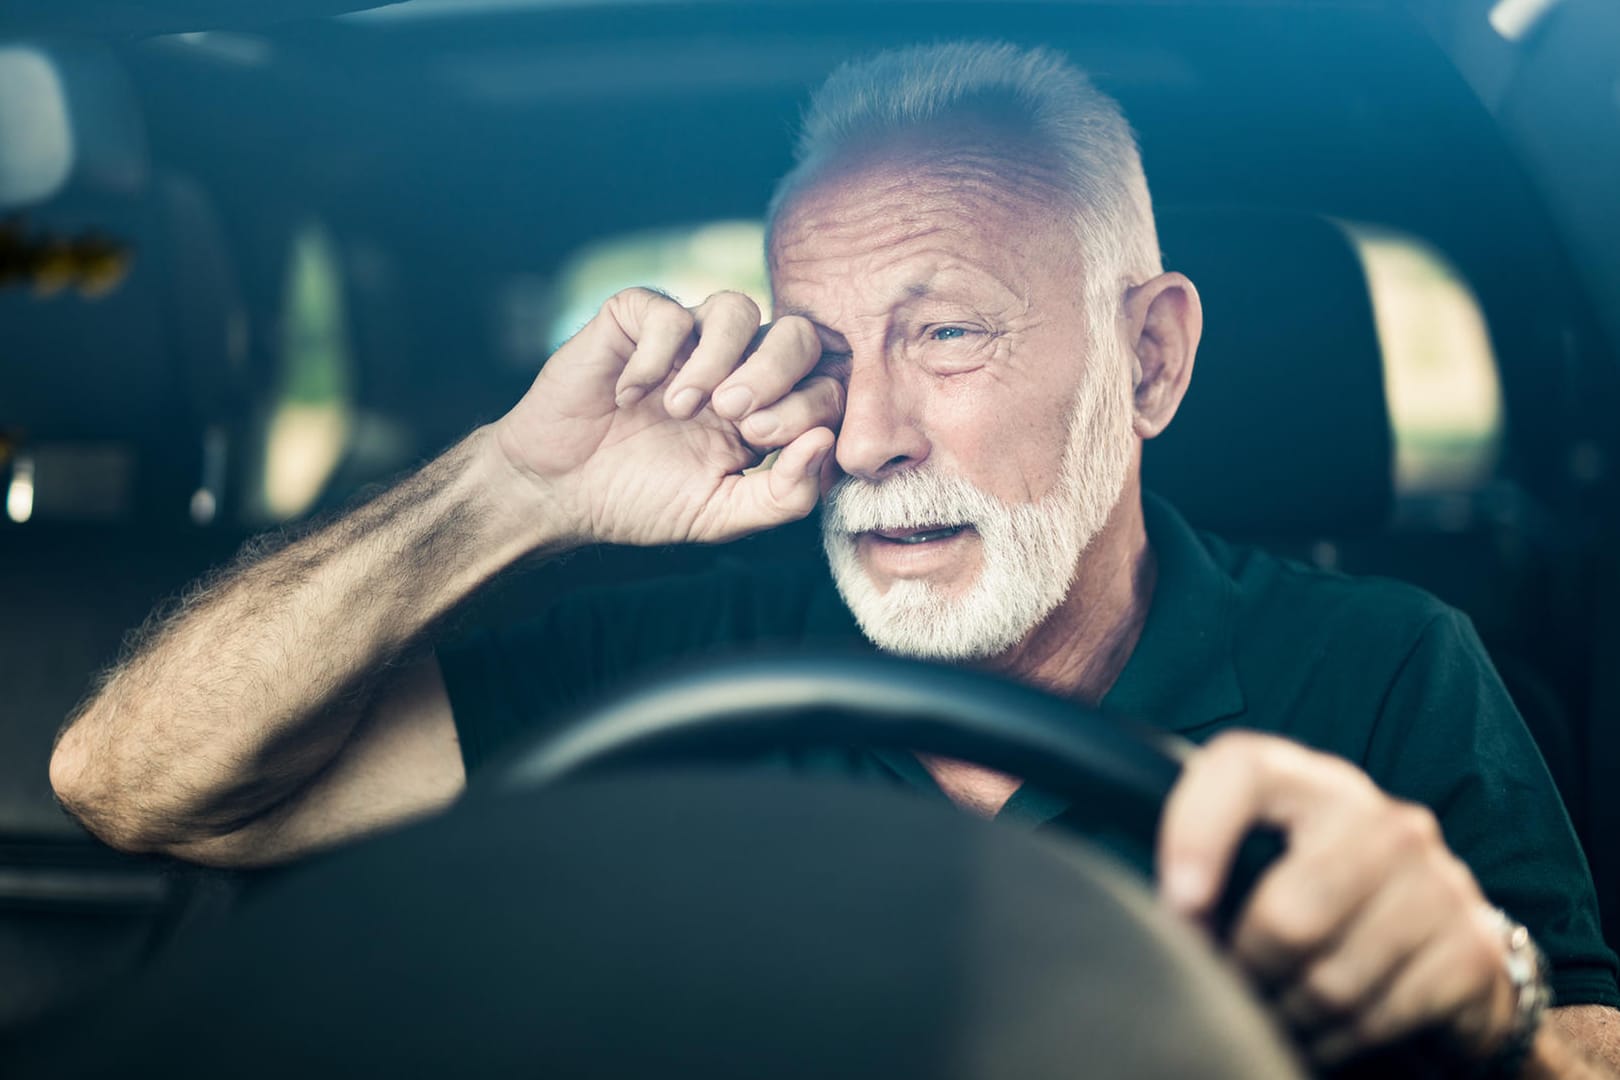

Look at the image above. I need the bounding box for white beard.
[820,319,1137,661]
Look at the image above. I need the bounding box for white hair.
[768,40,1163,306]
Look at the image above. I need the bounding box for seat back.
[1146,206,1589,877]
[1146,207,1393,537]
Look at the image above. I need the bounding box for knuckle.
[1202,729,1267,767]
[1253,738,1301,779]
[1302,965,1361,1019]
[664,304,697,336]
[611,285,665,310]
[1386,802,1441,853]
[1251,893,1330,956]
[1186,730,1267,790]
[617,291,692,344]
[1325,754,1382,798]
[1206,729,1265,752]
[708,290,761,326]
[774,314,820,352]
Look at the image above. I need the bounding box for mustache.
[821,469,1004,534]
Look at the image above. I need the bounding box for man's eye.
[929,326,971,342]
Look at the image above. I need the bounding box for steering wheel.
[7,652,1306,1080]
[481,651,1283,938]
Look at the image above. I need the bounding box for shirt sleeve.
[437,589,620,777]
[435,561,838,777]
[1364,608,1619,1008]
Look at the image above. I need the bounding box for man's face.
[769,150,1139,659]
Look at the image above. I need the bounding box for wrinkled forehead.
[766,141,1082,305]
[769,124,1073,254]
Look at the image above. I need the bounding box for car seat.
[1148,205,1589,864]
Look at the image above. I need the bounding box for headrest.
[0,41,147,209]
[1143,207,1393,537]
[0,40,245,448]
[1,192,177,442]
[0,171,247,523]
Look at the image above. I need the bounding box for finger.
[1158,733,1374,919]
[1230,796,1422,983]
[1273,860,1436,1032]
[692,427,835,540]
[738,374,846,450]
[606,290,697,408]
[1347,899,1508,1058]
[662,291,763,420]
[711,315,822,421]
[1308,939,1477,1062]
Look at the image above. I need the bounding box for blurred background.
[0,0,1617,1033]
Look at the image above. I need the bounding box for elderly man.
[49,41,1618,1076]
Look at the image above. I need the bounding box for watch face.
[1483,913,1552,1079]
[1505,948,1535,985]
[1494,913,1538,982]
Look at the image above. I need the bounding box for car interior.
[0,0,1616,1070]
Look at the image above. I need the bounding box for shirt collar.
[807,492,1246,825]
[1100,491,1246,734]
[996,492,1247,828]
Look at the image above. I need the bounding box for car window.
[256,220,356,523]
[540,220,770,354]
[1345,224,1504,497]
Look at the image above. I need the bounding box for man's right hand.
[492,288,843,548]
[52,287,843,868]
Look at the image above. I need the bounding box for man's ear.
[1123,272,1202,439]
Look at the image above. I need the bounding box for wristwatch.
[1478,906,1554,1079]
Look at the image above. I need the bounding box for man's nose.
[834,358,929,482]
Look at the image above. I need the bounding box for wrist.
[1474,907,1553,1079]
[467,424,585,557]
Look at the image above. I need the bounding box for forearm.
[1525,1007,1620,1079]
[51,426,560,851]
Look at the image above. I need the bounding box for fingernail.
[1162,864,1212,914]
[713,386,754,419]
[742,409,780,440]
[669,387,703,418]
[616,386,645,409]
[804,445,831,477]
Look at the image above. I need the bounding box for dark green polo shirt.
[441,493,1620,1009]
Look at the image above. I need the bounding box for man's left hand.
[1157,730,1517,1067]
